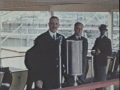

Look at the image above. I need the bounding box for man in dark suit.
[91,24,112,90]
[65,22,88,85]
[25,16,66,90]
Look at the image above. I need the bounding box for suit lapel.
[56,33,60,39]
[80,36,83,40]
[96,36,106,48]
[73,35,77,40]
[46,31,57,41]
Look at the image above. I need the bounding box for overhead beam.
[0,1,119,11]
[50,4,119,12]
[1,0,119,4]
[0,1,51,11]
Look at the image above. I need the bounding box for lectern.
[66,40,83,86]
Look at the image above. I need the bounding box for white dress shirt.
[100,35,105,39]
[75,35,81,40]
[49,30,57,40]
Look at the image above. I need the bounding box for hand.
[36,80,43,88]
[95,49,100,55]
[91,50,96,56]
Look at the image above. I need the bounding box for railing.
[0,55,24,60]
[0,54,119,89]
[0,55,26,70]
[55,78,119,90]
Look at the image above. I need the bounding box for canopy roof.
[0,0,119,11]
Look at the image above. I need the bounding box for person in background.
[91,24,112,90]
[65,22,88,85]
[25,16,67,90]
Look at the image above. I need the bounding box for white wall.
[1,48,29,69]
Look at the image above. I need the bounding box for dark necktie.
[100,36,103,39]
[53,34,56,40]
[78,37,81,40]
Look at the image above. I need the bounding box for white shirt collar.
[75,35,81,39]
[49,30,57,38]
[100,35,105,38]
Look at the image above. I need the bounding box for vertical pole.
[108,11,113,48]
[91,56,94,82]
[107,85,114,90]
[48,11,53,28]
[50,11,54,16]
[0,12,2,66]
[66,41,69,74]
[74,75,78,86]
[0,11,3,83]
[59,38,62,88]
[26,29,29,47]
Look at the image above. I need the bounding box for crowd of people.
[24,16,112,90]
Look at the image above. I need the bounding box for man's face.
[49,18,59,33]
[74,24,83,36]
[99,29,106,35]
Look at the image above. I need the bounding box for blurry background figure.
[91,24,112,90]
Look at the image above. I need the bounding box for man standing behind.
[65,22,88,85]
[25,16,66,90]
[91,24,112,90]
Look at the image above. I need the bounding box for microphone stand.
[58,36,62,89]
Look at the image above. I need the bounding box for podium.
[66,40,83,86]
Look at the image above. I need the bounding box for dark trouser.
[78,63,89,83]
[94,65,106,90]
[26,81,34,90]
[26,70,34,90]
[64,62,89,85]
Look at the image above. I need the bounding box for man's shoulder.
[81,36,87,40]
[33,31,48,45]
[57,33,64,37]
[103,36,111,41]
[37,31,48,38]
[26,46,37,55]
[95,37,99,40]
[57,33,66,40]
[35,31,48,41]
[104,36,110,39]
[66,35,74,40]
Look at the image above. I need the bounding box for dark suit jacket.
[66,34,88,65]
[25,31,66,89]
[92,36,112,66]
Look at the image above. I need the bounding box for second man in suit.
[91,24,112,90]
[65,22,88,85]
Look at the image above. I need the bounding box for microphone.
[58,36,63,88]
[59,36,63,45]
[57,36,63,44]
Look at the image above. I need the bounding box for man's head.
[74,22,84,36]
[49,16,59,33]
[98,24,108,36]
